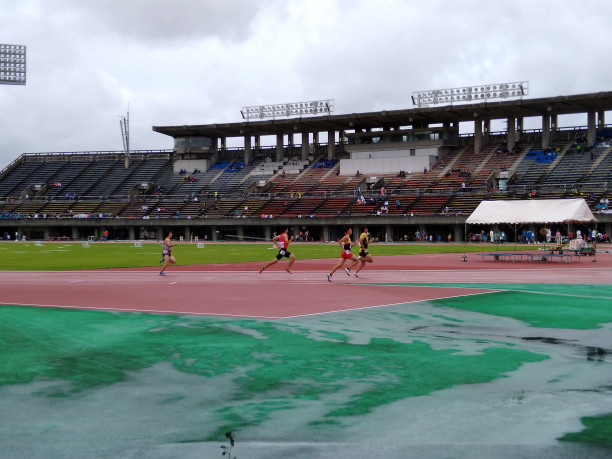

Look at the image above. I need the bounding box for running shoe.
[344,267,351,276]
[259,265,264,274]
[159,258,164,263]
[327,273,332,282]
[159,272,165,276]
[354,272,359,277]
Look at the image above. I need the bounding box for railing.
[2,181,610,209]
[0,149,173,178]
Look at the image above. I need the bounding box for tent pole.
[462,223,468,262]
[592,227,597,262]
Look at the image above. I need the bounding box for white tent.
[466,198,596,225]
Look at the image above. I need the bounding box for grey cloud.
[44,0,283,44]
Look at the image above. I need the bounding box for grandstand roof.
[153,91,612,139]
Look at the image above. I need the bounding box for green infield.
[0,241,527,271]
[375,283,612,329]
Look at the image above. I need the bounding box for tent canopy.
[465,199,596,225]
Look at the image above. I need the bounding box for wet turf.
[1,305,547,440]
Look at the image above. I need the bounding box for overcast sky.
[1,0,611,170]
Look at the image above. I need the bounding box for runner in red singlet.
[327,226,359,282]
[259,227,296,274]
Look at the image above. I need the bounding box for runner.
[159,231,177,276]
[259,227,296,274]
[354,226,373,277]
[327,226,359,282]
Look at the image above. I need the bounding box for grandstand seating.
[256,198,296,218]
[571,142,612,187]
[408,194,451,215]
[86,159,141,197]
[2,130,612,233]
[312,197,354,217]
[284,197,324,217]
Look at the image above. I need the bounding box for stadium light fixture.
[412,81,528,107]
[0,43,26,85]
[120,111,130,157]
[241,99,334,120]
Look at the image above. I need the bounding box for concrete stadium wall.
[339,156,435,175]
[173,159,210,173]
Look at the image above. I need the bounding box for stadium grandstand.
[2,90,612,243]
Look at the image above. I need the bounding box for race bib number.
[345,249,352,255]
[279,249,286,256]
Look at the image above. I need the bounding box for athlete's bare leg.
[260,258,279,273]
[354,254,373,274]
[285,253,296,273]
[160,255,176,274]
[329,258,347,276]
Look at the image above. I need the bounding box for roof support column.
[598,111,605,130]
[483,119,491,146]
[322,225,330,243]
[507,117,516,151]
[327,130,335,160]
[541,114,551,150]
[550,113,558,143]
[288,133,295,158]
[443,122,450,141]
[474,117,482,154]
[244,135,251,165]
[516,117,524,143]
[588,111,597,147]
[211,137,219,166]
[301,131,309,161]
[254,135,261,158]
[453,224,462,243]
[276,134,284,162]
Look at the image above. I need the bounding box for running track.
[1,253,610,319]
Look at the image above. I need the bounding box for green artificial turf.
[0,305,548,440]
[375,283,612,329]
[559,414,612,446]
[0,241,527,271]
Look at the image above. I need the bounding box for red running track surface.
[1,253,610,319]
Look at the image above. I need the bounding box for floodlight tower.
[120,110,130,167]
[0,44,27,85]
[412,82,528,107]
[240,99,335,120]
